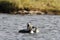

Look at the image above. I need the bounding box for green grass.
[0,0,60,9]
[0,0,60,13]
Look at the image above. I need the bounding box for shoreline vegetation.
[0,0,60,15]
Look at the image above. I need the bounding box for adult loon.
[27,23,39,34]
[27,23,33,30]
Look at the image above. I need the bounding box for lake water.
[0,14,60,40]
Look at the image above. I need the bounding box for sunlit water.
[0,14,60,40]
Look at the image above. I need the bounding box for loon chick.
[34,27,39,33]
[30,27,39,34]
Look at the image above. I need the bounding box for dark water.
[0,14,60,40]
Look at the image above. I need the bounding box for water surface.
[0,14,60,40]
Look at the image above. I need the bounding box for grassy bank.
[0,0,60,15]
